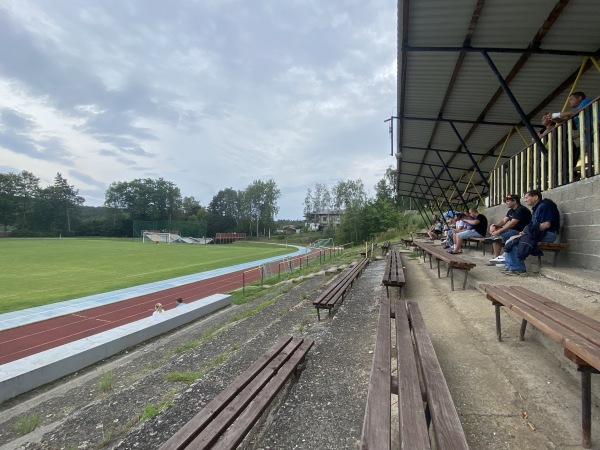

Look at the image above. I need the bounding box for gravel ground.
[2,245,600,450]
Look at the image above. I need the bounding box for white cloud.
[0,0,397,218]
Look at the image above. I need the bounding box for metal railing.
[489,98,600,206]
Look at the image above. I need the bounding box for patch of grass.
[95,417,139,449]
[230,298,278,322]
[164,371,203,383]
[173,325,223,354]
[295,317,311,333]
[407,251,419,260]
[14,413,39,436]
[140,399,174,422]
[98,370,114,393]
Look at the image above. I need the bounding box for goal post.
[142,232,171,244]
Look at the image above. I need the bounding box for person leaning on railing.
[543,91,592,131]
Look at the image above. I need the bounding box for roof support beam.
[402,145,506,158]
[417,183,445,220]
[401,160,489,172]
[480,51,548,156]
[402,45,599,58]
[403,116,520,127]
[413,198,430,227]
[433,152,469,210]
[428,165,455,213]
[449,121,491,189]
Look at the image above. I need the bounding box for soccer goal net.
[143,232,172,244]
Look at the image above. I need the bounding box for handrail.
[488,97,600,206]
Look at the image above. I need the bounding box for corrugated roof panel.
[542,0,600,50]
[395,0,600,201]
[471,1,558,48]
[403,0,480,46]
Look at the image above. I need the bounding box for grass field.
[0,238,297,314]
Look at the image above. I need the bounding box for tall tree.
[40,173,85,233]
[207,188,238,234]
[104,178,182,221]
[332,179,367,210]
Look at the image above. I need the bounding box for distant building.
[305,209,344,230]
[281,225,300,234]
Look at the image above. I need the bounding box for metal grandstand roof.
[395,0,600,210]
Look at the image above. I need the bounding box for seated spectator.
[449,208,488,254]
[485,194,532,266]
[152,303,164,316]
[426,214,444,240]
[502,189,560,275]
[442,213,466,249]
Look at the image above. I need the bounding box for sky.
[0,0,397,219]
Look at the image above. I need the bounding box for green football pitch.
[0,238,297,314]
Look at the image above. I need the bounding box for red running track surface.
[0,248,329,365]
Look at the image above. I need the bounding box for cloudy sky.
[0,0,396,219]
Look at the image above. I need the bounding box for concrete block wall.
[482,176,600,271]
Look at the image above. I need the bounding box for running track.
[0,247,334,365]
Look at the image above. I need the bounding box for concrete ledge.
[0,294,232,404]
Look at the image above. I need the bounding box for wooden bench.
[312,257,369,320]
[400,237,414,249]
[159,335,313,450]
[537,242,568,267]
[362,299,468,449]
[465,236,497,256]
[413,242,476,290]
[480,284,600,448]
[382,250,405,298]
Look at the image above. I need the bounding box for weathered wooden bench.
[537,242,568,267]
[413,242,476,290]
[465,236,496,256]
[312,257,369,320]
[382,250,405,298]
[400,237,414,249]
[480,284,600,448]
[362,299,469,449]
[159,335,314,450]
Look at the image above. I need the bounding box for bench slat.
[362,299,392,450]
[209,339,314,450]
[414,242,475,269]
[407,302,469,449]
[510,286,600,334]
[485,285,600,349]
[159,336,297,450]
[395,301,431,449]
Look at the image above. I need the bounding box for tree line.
[0,171,281,238]
[304,167,417,245]
[1,167,419,242]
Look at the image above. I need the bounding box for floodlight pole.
[385,116,398,156]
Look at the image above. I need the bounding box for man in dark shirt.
[503,189,560,275]
[450,208,488,254]
[486,194,532,265]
